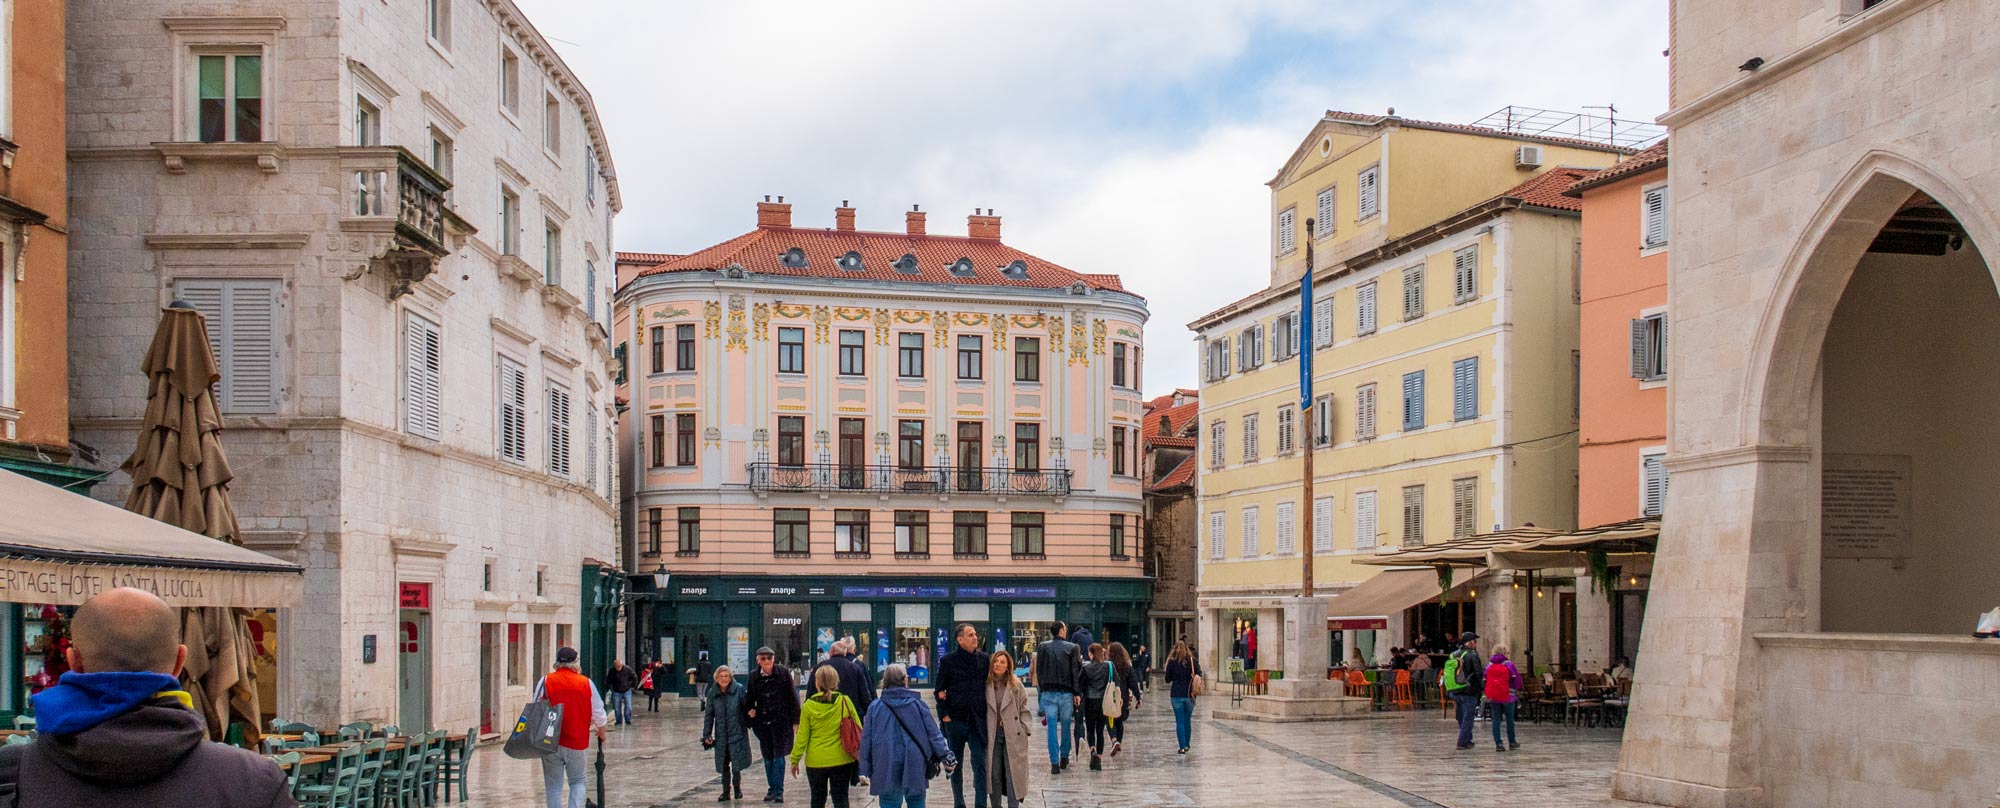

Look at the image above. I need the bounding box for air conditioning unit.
[1515,145,1545,168]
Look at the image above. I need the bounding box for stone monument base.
[1210,678,1375,722]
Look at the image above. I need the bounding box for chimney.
[834,200,856,232]
[905,204,926,236]
[756,194,792,229]
[967,207,1002,240]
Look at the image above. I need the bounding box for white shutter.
[1218,336,1231,377]
[1354,492,1377,550]
[1241,414,1257,461]
[1209,511,1225,559]
[1276,407,1295,454]
[1657,316,1669,377]
[1316,187,1334,237]
[1275,501,1295,555]
[1240,507,1259,556]
[1357,166,1379,219]
[1313,298,1334,348]
[1314,394,1334,446]
[546,383,572,478]
[177,283,226,393]
[1642,453,1668,516]
[1402,485,1425,546]
[175,279,281,413]
[1357,283,1377,335]
[1630,319,1651,379]
[1210,421,1225,468]
[1453,246,1478,303]
[1453,477,1477,539]
[1402,265,1424,320]
[497,357,528,463]
[586,410,599,488]
[1357,384,1376,439]
[404,313,443,440]
[1642,186,1668,248]
[604,429,615,498]
[1313,497,1333,553]
[1277,208,1296,254]
[1251,326,1264,367]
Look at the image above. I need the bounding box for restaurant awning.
[0,470,302,607]
[1485,517,1661,570]
[1354,525,1565,567]
[1326,568,1480,630]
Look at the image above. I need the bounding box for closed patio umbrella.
[122,302,261,744]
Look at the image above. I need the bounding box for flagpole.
[1301,219,1316,600]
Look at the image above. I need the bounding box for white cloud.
[514,0,1666,396]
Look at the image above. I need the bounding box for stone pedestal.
[1212,596,1372,722]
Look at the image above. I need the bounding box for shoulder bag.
[1190,663,1206,698]
[836,695,864,756]
[1102,675,1125,719]
[504,677,565,759]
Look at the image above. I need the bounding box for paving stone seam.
[1207,720,1449,808]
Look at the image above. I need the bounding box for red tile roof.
[1149,455,1196,492]
[1496,166,1594,212]
[630,225,1133,296]
[1141,392,1200,447]
[1564,140,1669,197]
[616,251,682,266]
[1323,110,1638,155]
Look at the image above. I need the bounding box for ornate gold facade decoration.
[773,302,812,319]
[648,307,692,320]
[932,311,949,347]
[1092,319,1107,355]
[1069,315,1087,364]
[991,313,1009,350]
[813,305,831,343]
[1009,314,1046,329]
[1048,315,1063,355]
[952,313,988,327]
[1115,326,1141,339]
[894,310,930,325]
[873,309,890,345]
[704,301,722,339]
[834,307,872,322]
[751,302,770,341]
[726,296,747,351]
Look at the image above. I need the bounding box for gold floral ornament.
[1069,315,1087,364]
[726,296,747,351]
[813,306,831,343]
[1092,319,1107,355]
[874,309,890,345]
[1010,314,1046,329]
[991,313,1009,350]
[773,301,812,319]
[1047,315,1063,355]
[894,310,930,325]
[751,302,770,341]
[704,301,722,339]
[953,312,989,327]
[932,311,950,347]
[834,307,871,322]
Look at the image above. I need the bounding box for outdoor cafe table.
[271,753,333,770]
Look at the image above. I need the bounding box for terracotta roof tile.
[1564,140,1669,197]
[616,251,681,266]
[1496,166,1594,212]
[633,226,1134,297]
[1148,455,1196,492]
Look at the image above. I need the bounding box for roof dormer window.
[780,247,808,268]
[1000,260,1028,279]
[838,251,864,271]
[948,257,974,277]
[893,253,919,274]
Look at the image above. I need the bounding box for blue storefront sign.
[955,586,1058,599]
[841,585,949,598]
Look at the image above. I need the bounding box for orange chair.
[1250,669,1270,695]
[1344,670,1370,698]
[1390,670,1414,710]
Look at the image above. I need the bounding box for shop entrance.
[892,604,933,683]
[1008,604,1055,676]
[837,602,874,674]
[764,604,812,673]
[478,623,497,734]
[398,608,431,732]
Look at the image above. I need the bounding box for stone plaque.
[1821,453,1911,559]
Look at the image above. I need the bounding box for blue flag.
[1299,270,1314,411]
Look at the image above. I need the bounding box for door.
[839,418,866,488]
[956,422,983,491]
[398,608,432,732]
[1558,592,1578,673]
[478,623,497,734]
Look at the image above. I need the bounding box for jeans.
[753,724,793,797]
[1490,700,1518,747]
[1170,697,1193,749]
[1037,690,1075,765]
[610,690,633,724]
[942,717,988,807]
[879,790,928,808]
[1452,693,1480,747]
[806,761,857,808]
[540,745,588,808]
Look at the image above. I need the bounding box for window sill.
[640,550,661,559]
[776,372,808,381]
[1454,296,1478,306]
[426,37,454,65]
[1110,554,1131,562]
[499,106,522,130]
[1011,553,1047,561]
[155,141,285,175]
[953,553,989,561]
[675,550,701,558]
[834,551,871,560]
[837,375,867,384]
[1640,243,1668,258]
[544,147,563,168]
[1403,313,1426,323]
[955,377,985,385]
[895,552,931,560]
[1639,377,1667,390]
[898,376,926,384]
[773,551,812,560]
[1013,380,1043,389]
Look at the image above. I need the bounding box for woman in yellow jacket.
[790,664,859,808]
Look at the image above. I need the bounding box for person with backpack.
[1484,644,1524,751]
[791,665,860,808]
[860,664,957,808]
[1441,632,1486,750]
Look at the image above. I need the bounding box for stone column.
[1265,596,1342,700]
[1575,578,1614,674]
[1257,608,1283,672]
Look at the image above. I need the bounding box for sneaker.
[1509,742,1520,751]
[1178,747,1188,754]
[1051,763,1062,776]
[1060,756,1071,770]
[1111,741,1121,757]
[1456,743,1473,750]
[1089,754,1102,771]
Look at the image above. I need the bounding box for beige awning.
[1486,517,1661,570]
[1326,568,1479,630]
[0,470,301,607]
[1354,525,1564,567]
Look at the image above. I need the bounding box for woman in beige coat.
[984,649,1036,808]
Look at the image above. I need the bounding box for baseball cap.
[556,647,578,664]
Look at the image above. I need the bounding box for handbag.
[1102,677,1125,719]
[885,702,945,780]
[504,678,566,759]
[836,695,864,756]
[1190,671,1206,698]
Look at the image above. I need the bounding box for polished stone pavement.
[453,693,1644,807]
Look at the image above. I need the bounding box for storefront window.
[893,604,931,683]
[1010,603,1055,675]
[766,604,811,672]
[21,604,76,705]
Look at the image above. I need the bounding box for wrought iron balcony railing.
[746,462,1072,497]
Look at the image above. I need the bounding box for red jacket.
[541,668,600,750]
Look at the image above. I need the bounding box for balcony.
[746,462,1072,498]
[338,146,468,299]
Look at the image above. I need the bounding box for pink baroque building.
[614,200,1150,688]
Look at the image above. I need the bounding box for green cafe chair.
[437,728,476,803]
[295,743,363,808]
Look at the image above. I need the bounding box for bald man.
[0,588,295,807]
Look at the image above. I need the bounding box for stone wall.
[1146,489,1198,614]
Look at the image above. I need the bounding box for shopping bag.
[504,689,566,759]
[1975,607,2000,638]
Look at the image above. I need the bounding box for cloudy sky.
[514,0,1668,397]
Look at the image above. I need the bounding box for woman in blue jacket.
[858,664,957,808]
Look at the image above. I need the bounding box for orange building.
[0,0,79,489]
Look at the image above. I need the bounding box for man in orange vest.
[539,647,608,808]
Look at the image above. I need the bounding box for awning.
[0,470,302,607]
[1326,568,1477,630]
[1486,517,1661,570]
[1354,525,1564,567]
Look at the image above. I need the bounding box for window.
[426,0,451,46]
[1357,282,1377,335]
[496,357,528,463]
[585,261,598,328]
[1275,501,1296,556]
[838,329,866,376]
[1011,512,1045,557]
[1208,511,1225,559]
[1237,325,1264,369]
[195,52,262,142]
[403,313,443,440]
[1240,507,1259,556]
[956,422,983,489]
[1277,207,1297,254]
[585,146,598,206]
[533,624,549,675]
[544,221,562,286]
[676,507,700,554]
[1357,164,1380,220]
[773,509,810,555]
[777,416,805,466]
[676,413,696,466]
[673,324,696,371]
[500,47,520,116]
[1273,314,1295,361]
[1402,485,1425,547]
[1017,337,1041,383]
[1356,384,1377,440]
[1276,406,1295,454]
[1354,492,1378,550]
[897,420,925,469]
[1313,297,1334,348]
[428,128,454,188]
[499,185,520,255]
[1642,184,1669,249]
[506,624,523,685]
[1401,371,1425,431]
[838,419,865,488]
[1641,451,1669,517]
[1573,350,1582,420]
[1110,514,1127,558]
[355,96,380,146]
[1209,420,1225,468]
[1015,423,1041,472]
[777,327,806,374]
[835,510,870,556]
[546,383,571,478]
[645,508,662,554]
[1313,497,1333,553]
[1453,246,1478,304]
[899,333,925,378]
[1402,265,1425,321]
[1631,313,1668,381]
[585,410,598,488]
[1112,342,1129,386]
[648,414,666,467]
[1452,477,1477,539]
[1110,427,1127,475]
[174,279,280,413]
[957,335,983,380]
[1240,413,1259,462]
[1452,357,1479,422]
[952,512,988,556]
[895,511,930,555]
[1205,337,1230,380]
[648,326,665,374]
[1313,394,1334,447]
[543,92,561,155]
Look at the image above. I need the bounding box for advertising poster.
[727,626,750,674]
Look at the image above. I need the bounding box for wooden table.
[0,730,30,738]
[295,740,407,754]
[271,753,333,770]
[266,733,307,742]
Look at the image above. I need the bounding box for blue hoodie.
[857,687,954,795]
[30,671,188,736]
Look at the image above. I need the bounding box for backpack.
[1483,662,1514,702]
[1442,650,1473,692]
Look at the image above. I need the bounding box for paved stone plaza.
[453,695,1639,807]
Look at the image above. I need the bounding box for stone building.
[614,201,1149,689]
[1613,0,2000,806]
[1141,389,1199,655]
[66,0,621,734]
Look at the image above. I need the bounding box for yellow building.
[1190,110,1630,675]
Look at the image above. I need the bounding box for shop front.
[650,575,1150,696]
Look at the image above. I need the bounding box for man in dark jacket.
[1031,621,1084,775]
[604,659,638,726]
[1448,632,1487,750]
[813,638,874,716]
[0,588,294,807]
[932,624,989,808]
[1064,623,1093,748]
[744,646,800,803]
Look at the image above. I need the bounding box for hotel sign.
[0,560,301,608]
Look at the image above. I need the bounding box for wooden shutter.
[1630,318,1650,378]
[1275,502,1295,555]
[1357,167,1378,219]
[404,314,443,439]
[1402,371,1424,431]
[1313,497,1333,553]
[1316,188,1334,236]
[1454,246,1477,303]
[1354,492,1377,549]
[498,358,528,463]
[547,383,572,478]
[586,410,598,487]
[1453,357,1477,421]
[1357,385,1376,439]
[1241,507,1258,556]
[1209,511,1225,559]
[1357,283,1377,334]
[1313,298,1334,347]
[1278,208,1295,254]
[1453,477,1476,538]
[1403,265,1424,320]
[1643,187,1668,248]
[1642,454,1668,516]
[175,279,280,413]
[1402,485,1425,546]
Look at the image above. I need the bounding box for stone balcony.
[337,146,468,299]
